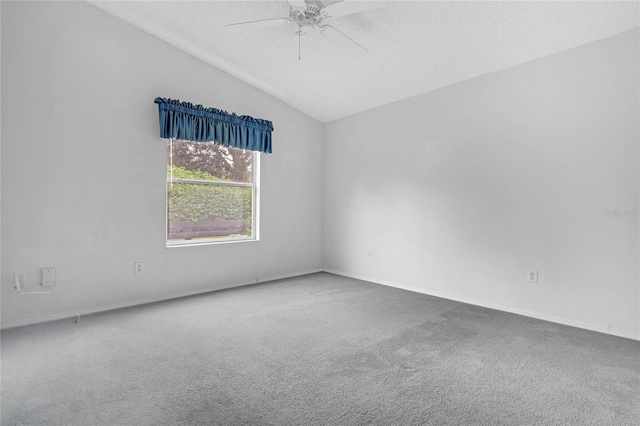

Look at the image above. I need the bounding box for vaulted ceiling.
[89,1,639,123]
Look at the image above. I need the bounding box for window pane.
[167,139,252,183]
[168,182,252,242]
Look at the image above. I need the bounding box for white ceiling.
[89,0,639,123]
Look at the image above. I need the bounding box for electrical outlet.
[527,270,538,283]
[367,249,373,259]
[13,274,25,290]
[134,262,144,274]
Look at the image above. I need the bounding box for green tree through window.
[166,139,257,245]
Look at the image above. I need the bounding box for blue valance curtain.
[154,97,273,154]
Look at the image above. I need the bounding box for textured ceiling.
[88,0,639,123]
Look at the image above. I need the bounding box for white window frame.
[165,142,260,248]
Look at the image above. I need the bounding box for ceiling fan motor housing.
[290,5,323,28]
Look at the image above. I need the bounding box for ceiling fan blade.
[288,0,306,8]
[321,25,367,59]
[224,17,291,32]
[322,0,384,18]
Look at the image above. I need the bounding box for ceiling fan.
[224,1,383,63]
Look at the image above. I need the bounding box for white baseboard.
[1,268,323,330]
[5,267,638,342]
[324,269,640,342]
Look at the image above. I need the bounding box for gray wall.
[1,1,324,327]
[324,29,639,340]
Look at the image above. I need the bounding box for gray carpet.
[1,272,639,425]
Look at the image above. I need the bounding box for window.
[166,138,258,246]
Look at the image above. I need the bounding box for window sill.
[166,237,258,248]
